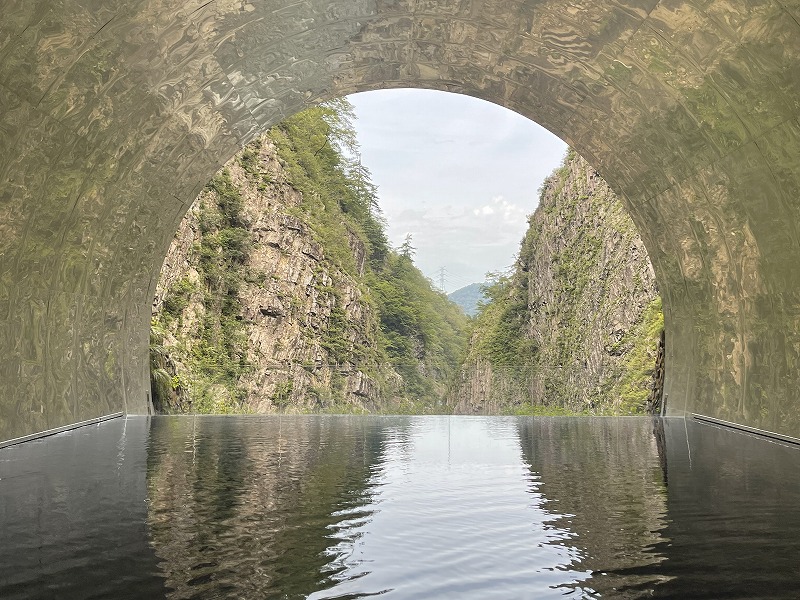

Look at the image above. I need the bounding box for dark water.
[1,416,800,599]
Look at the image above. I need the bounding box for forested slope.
[150,100,468,413]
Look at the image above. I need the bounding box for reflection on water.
[305,417,591,599]
[650,419,800,598]
[2,415,800,598]
[0,418,167,599]
[518,418,670,597]
[146,416,386,598]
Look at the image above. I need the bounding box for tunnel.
[2,0,800,443]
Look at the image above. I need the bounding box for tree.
[399,233,416,260]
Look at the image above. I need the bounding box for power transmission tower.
[437,267,447,293]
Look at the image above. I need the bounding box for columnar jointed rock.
[452,151,662,415]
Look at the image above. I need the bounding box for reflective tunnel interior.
[2,0,800,440]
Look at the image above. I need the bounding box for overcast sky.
[347,89,568,293]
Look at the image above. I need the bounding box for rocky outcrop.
[451,151,663,415]
[152,136,383,413]
[152,101,469,415]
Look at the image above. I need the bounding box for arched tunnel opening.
[147,87,666,418]
[2,1,800,439]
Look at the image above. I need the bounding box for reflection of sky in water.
[8,416,800,599]
[312,416,592,599]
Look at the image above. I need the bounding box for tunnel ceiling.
[2,0,800,441]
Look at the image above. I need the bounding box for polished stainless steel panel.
[2,0,800,441]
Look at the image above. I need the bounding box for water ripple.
[6,415,800,598]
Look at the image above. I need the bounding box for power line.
[446,274,477,285]
[432,265,492,294]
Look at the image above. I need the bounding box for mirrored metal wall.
[2,0,800,441]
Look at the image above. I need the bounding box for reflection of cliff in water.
[517,417,670,597]
[519,417,800,598]
[146,415,389,599]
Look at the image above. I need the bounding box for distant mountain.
[448,283,486,317]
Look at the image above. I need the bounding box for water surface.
[1,415,799,598]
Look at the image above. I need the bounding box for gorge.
[151,101,662,416]
[150,101,469,414]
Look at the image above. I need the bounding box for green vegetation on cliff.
[152,168,255,412]
[150,99,468,414]
[271,100,469,410]
[270,98,390,277]
[370,252,468,402]
[474,272,535,368]
[610,296,664,413]
[451,151,663,415]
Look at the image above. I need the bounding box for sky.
[347,88,568,293]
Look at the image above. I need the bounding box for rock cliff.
[151,102,468,413]
[152,137,379,412]
[451,151,663,414]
